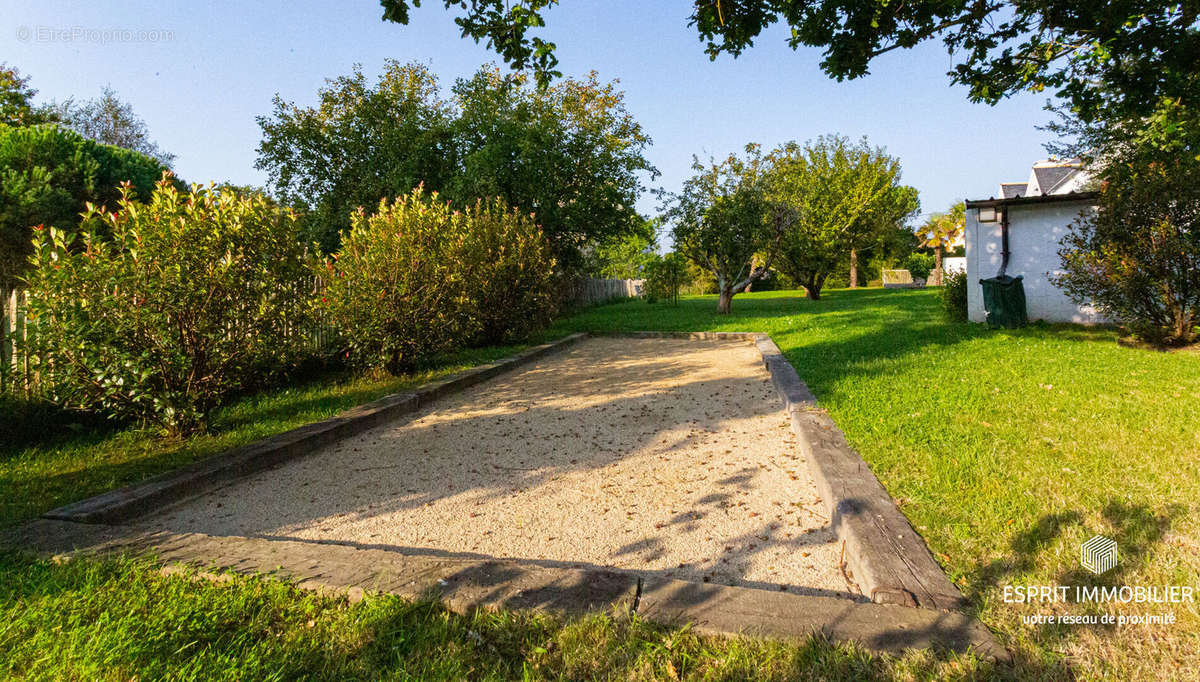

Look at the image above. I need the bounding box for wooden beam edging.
[5,519,1008,661]
[589,331,966,612]
[44,328,965,613]
[43,332,589,525]
[749,333,967,612]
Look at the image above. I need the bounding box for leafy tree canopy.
[1,63,59,127]
[0,124,174,287]
[768,134,918,299]
[256,61,656,268]
[1053,108,1200,346]
[256,61,458,252]
[377,1,1199,123]
[52,86,176,167]
[663,143,790,313]
[584,217,659,279]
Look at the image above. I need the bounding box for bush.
[902,252,935,281]
[0,124,172,287]
[320,187,555,373]
[1053,136,1200,346]
[21,178,312,435]
[942,269,968,322]
[644,253,690,305]
[462,199,557,346]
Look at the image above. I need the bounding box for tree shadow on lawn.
[0,549,1059,680]
[569,289,1116,389]
[967,499,1183,663]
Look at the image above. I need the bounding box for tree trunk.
[849,249,858,289]
[932,246,944,286]
[717,287,733,314]
[805,274,823,300]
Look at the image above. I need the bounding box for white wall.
[942,257,966,276]
[965,200,1109,324]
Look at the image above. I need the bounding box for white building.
[964,159,1107,324]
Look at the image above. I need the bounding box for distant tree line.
[255,61,657,271]
[660,136,920,313]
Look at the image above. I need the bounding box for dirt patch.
[142,337,859,599]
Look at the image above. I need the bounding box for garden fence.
[1,280,338,397]
[572,278,643,306]
[1,286,30,395]
[3,276,645,395]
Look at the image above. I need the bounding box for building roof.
[1033,165,1078,194]
[999,182,1028,199]
[965,191,1098,209]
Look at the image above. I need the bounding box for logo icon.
[1081,535,1118,574]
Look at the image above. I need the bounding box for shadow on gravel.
[143,338,851,597]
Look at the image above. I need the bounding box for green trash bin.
[979,275,1028,329]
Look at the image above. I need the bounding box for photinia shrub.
[21,176,312,436]
[463,198,556,346]
[942,269,968,322]
[319,187,556,373]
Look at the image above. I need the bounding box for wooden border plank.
[43,333,587,524]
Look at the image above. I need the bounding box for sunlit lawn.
[556,288,1200,679]
[3,287,1197,679]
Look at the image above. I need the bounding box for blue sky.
[3,0,1057,220]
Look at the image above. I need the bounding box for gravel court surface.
[143,337,862,599]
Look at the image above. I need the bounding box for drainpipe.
[998,207,1011,279]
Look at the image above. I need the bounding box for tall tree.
[0,64,58,127]
[918,202,965,286]
[664,144,789,314]
[1052,102,1200,347]
[845,182,920,287]
[256,61,458,252]
[448,68,655,271]
[53,86,175,167]
[256,62,655,264]
[0,125,171,287]
[769,135,918,299]
[376,1,1198,124]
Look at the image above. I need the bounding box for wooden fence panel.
[573,278,644,306]
[1,280,340,396]
[1,288,31,396]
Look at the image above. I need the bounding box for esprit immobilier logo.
[1081,535,1118,575]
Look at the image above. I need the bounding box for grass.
[0,551,997,680]
[552,288,1200,680]
[3,287,1197,679]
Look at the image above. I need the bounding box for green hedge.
[942,270,969,322]
[319,187,556,374]
[21,180,310,436]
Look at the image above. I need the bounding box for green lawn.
[554,289,1200,680]
[1,550,995,681]
[3,287,1197,679]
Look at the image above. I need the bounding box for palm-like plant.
[919,202,964,286]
